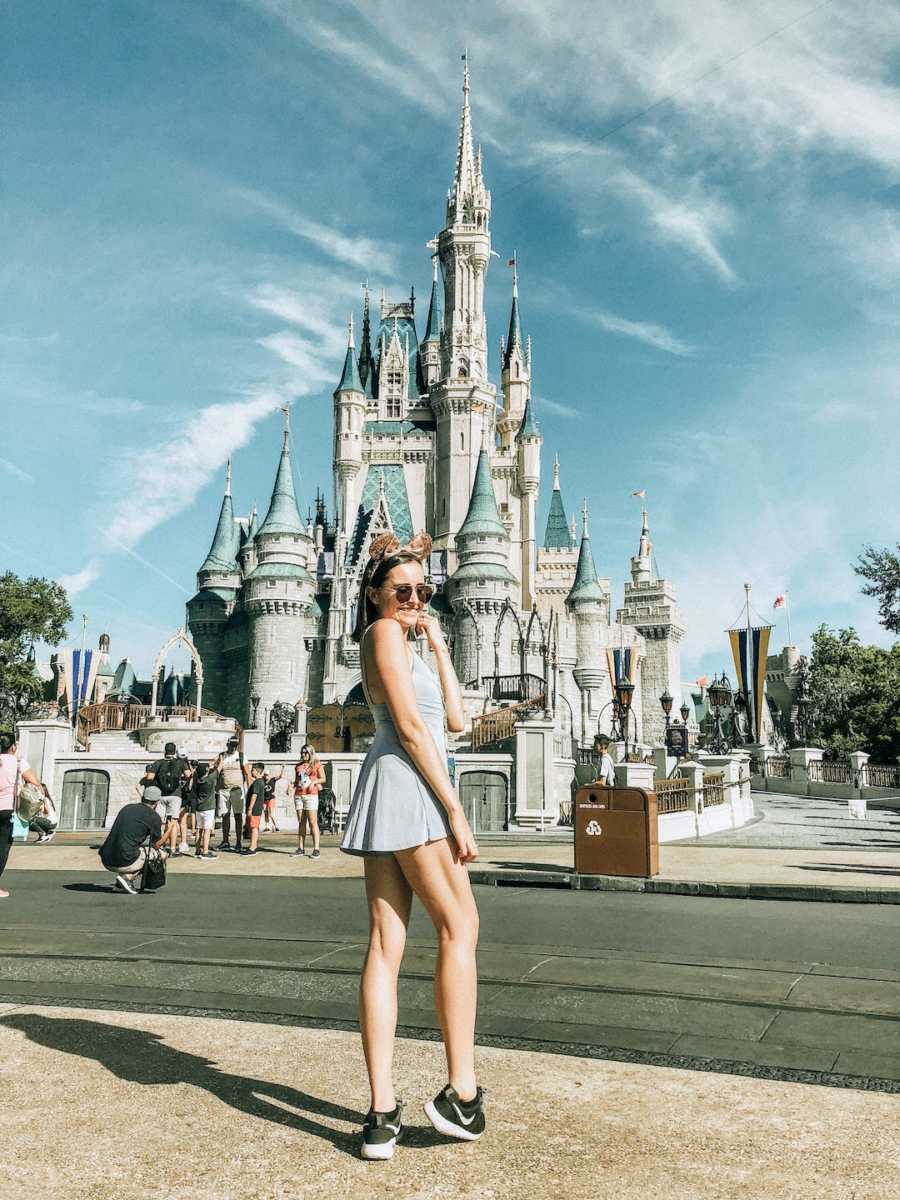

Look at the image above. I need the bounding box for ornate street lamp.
[250,692,261,730]
[659,688,673,747]
[706,672,733,754]
[614,677,635,758]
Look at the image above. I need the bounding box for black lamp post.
[660,688,673,747]
[706,672,733,754]
[679,701,691,756]
[250,692,261,730]
[615,678,635,758]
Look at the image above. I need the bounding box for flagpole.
[744,583,754,743]
[786,591,793,647]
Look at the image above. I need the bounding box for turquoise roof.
[515,393,540,441]
[451,562,517,584]
[458,450,506,539]
[336,343,363,394]
[345,464,415,567]
[543,487,572,550]
[567,532,605,603]
[246,561,314,583]
[187,587,235,606]
[364,419,430,436]
[257,438,305,537]
[423,270,444,342]
[200,491,239,574]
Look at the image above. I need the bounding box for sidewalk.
[2,1003,897,1200]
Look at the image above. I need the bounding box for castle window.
[460,432,465,451]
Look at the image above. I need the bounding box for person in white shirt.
[0,733,42,897]
[594,737,616,787]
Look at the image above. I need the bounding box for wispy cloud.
[568,303,696,356]
[81,394,146,416]
[103,391,285,553]
[109,541,193,596]
[0,458,34,484]
[58,559,100,597]
[233,186,397,275]
[536,395,581,420]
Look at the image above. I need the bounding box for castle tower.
[566,501,612,748]
[333,315,366,535]
[420,256,444,390]
[535,455,580,621]
[617,508,685,747]
[186,459,241,715]
[515,392,541,611]
[358,286,377,399]
[245,416,315,730]
[430,59,496,557]
[497,256,530,451]
[445,446,518,686]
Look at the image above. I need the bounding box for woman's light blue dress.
[340,633,451,856]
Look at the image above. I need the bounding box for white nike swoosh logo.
[451,1103,477,1126]
[383,1122,400,1135]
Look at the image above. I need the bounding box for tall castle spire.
[336,313,363,393]
[453,52,476,203]
[567,500,604,604]
[358,284,375,397]
[257,410,304,536]
[503,252,522,368]
[543,455,573,550]
[199,459,239,574]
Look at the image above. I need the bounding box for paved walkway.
[2,1003,898,1200]
[11,793,900,898]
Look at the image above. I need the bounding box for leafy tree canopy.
[0,572,73,729]
[806,625,900,763]
[854,544,900,634]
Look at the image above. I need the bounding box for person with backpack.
[0,732,42,899]
[142,742,189,855]
[98,785,170,894]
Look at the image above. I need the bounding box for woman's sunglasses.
[388,583,434,604]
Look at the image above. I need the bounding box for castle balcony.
[465,672,545,704]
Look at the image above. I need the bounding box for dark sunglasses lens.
[394,585,413,603]
[417,585,434,602]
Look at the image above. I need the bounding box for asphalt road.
[1,870,900,1091]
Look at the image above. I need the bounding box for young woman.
[292,744,325,858]
[0,733,43,898]
[340,532,483,1161]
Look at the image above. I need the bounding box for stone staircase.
[84,730,145,756]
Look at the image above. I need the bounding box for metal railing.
[807,760,851,784]
[470,695,544,750]
[863,763,900,789]
[702,772,726,806]
[75,701,237,750]
[655,777,691,814]
[765,755,791,779]
[464,673,546,703]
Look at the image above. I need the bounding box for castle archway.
[150,628,205,716]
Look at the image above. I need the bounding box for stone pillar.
[677,759,705,814]
[651,746,677,781]
[613,761,655,792]
[14,718,74,784]
[789,746,823,796]
[849,751,870,797]
[513,716,556,828]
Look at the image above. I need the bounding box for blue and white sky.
[5,0,900,681]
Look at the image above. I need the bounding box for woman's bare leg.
[361,855,412,1112]
[395,839,479,1100]
[309,811,320,852]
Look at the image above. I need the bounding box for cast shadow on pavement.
[62,883,133,894]
[793,863,900,877]
[2,1013,450,1154]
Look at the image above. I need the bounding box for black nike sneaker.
[424,1084,485,1141]
[360,1102,404,1161]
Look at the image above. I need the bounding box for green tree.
[806,625,900,763]
[854,544,900,634]
[0,572,73,730]
[268,701,297,753]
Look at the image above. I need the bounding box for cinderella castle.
[185,63,686,763]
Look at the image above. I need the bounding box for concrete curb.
[468,866,900,904]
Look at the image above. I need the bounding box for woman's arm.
[21,765,41,787]
[368,620,477,860]
[415,614,465,733]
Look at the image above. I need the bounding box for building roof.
[245,561,315,583]
[345,464,415,567]
[335,316,363,394]
[451,562,517,584]
[515,393,540,441]
[423,262,443,343]
[200,491,239,574]
[543,487,571,550]
[457,450,506,538]
[257,434,305,537]
[567,528,605,603]
[363,419,431,436]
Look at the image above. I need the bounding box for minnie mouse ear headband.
[368,531,433,564]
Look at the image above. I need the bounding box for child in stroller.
[317,787,337,835]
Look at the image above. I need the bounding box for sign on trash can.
[574,786,659,878]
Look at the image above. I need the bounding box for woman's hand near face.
[414,610,447,653]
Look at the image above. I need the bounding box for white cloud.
[58,559,101,597]
[536,395,581,420]
[249,284,349,358]
[80,395,146,416]
[103,391,285,552]
[233,186,397,275]
[0,457,34,484]
[567,302,696,356]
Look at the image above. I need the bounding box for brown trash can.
[574,785,659,877]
